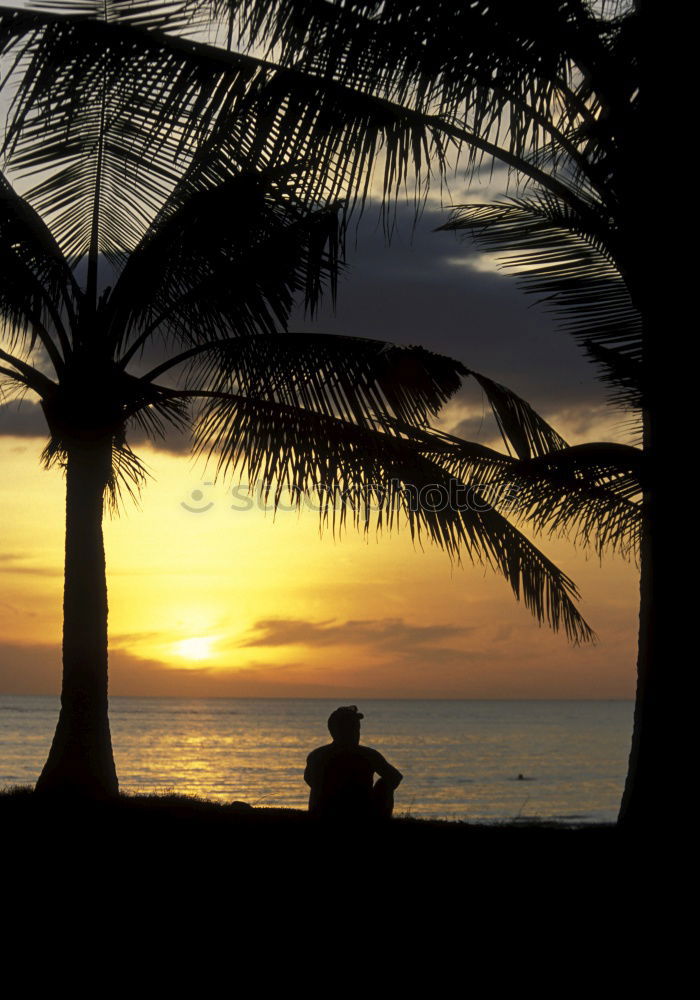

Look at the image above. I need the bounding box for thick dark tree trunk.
[35,439,118,798]
[618,480,654,826]
[618,318,668,828]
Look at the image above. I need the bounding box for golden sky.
[0,431,639,699]
[0,173,641,702]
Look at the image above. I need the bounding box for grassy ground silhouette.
[4,784,656,939]
[2,785,630,871]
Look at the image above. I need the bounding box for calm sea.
[0,696,634,824]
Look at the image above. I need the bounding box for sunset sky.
[0,181,640,701]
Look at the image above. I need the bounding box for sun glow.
[0,440,639,698]
[173,636,216,662]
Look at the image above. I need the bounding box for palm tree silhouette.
[0,3,605,797]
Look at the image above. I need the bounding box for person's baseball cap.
[327,705,364,732]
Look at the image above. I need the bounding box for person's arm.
[304,753,317,787]
[305,751,325,815]
[372,751,403,789]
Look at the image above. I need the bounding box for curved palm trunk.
[35,439,118,798]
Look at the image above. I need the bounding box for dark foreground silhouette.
[3,786,648,956]
[305,706,403,821]
[1,785,637,913]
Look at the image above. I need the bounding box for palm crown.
[1,0,642,530]
[0,0,641,411]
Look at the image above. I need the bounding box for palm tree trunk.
[619,376,668,827]
[35,439,118,798]
[618,491,654,826]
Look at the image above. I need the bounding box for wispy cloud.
[239,616,473,654]
[0,552,61,576]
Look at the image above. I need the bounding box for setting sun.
[173,637,216,662]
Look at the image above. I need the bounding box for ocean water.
[0,696,634,824]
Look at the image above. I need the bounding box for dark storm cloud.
[0,397,192,453]
[0,400,47,438]
[0,204,613,451]
[289,203,608,416]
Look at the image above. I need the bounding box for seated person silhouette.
[304,706,403,821]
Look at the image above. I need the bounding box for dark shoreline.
[2,783,617,828]
[2,785,628,860]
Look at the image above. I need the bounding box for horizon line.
[0,693,635,702]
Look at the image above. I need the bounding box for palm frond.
[131,316,566,459]
[140,331,466,431]
[1,0,638,227]
[40,426,151,512]
[105,438,151,513]
[25,0,195,32]
[420,428,642,558]
[0,1,554,224]
[120,373,191,446]
[6,67,184,270]
[0,344,56,397]
[108,167,345,358]
[221,0,608,163]
[0,2,445,210]
[166,384,594,642]
[466,369,568,459]
[0,169,77,366]
[504,444,642,558]
[439,196,642,409]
